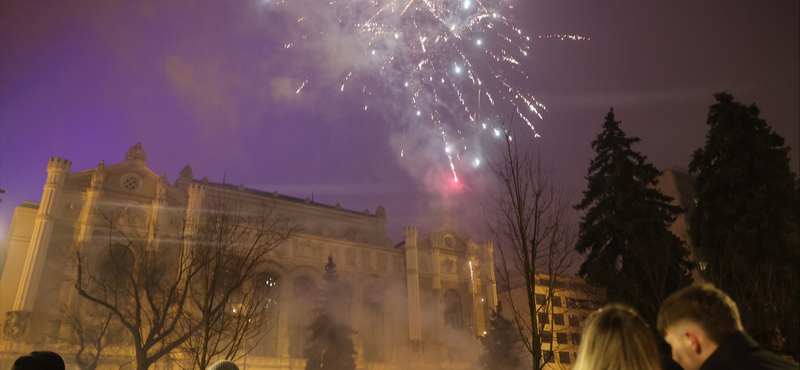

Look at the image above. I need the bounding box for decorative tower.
[375,205,386,220]
[403,226,423,353]
[57,160,105,342]
[76,160,105,245]
[466,238,483,335]
[481,241,498,311]
[4,157,71,343]
[184,183,206,245]
[174,165,193,192]
[429,233,446,361]
[430,234,442,298]
[148,173,169,250]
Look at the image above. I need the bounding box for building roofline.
[195,179,383,220]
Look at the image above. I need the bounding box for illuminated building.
[0,143,497,369]
[654,167,696,248]
[654,167,703,277]
[497,271,600,369]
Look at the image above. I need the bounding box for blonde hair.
[572,304,661,370]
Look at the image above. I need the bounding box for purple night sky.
[1,0,798,243]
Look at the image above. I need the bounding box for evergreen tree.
[480,302,521,370]
[574,108,693,323]
[305,256,357,370]
[689,92,800,359]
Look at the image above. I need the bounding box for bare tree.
[73,204,201,370]
[73,191,294,370]
[622,230,692,329]
[55,298,124,370]
[178,192,292,370]
[484,123,577,370]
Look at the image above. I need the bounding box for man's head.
[12,351,65,370]
[30,351,65,370]
[657,284,744,370]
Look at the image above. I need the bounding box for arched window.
[444,289,463,329]
[288,277,315,358]
[444,289,466,362]
[362,285,384,362]
[328,284,352,326]
[252,272,280,358]
[98,243,135,283]
[93,244,136,316]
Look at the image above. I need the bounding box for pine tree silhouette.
[305,256,357,370]
[574,108,692,303]
[479,302,521,370]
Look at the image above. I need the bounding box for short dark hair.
[30,351,65,370]
[657,284,743,343]
[12,356,47,370]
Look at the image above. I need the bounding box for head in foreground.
[12,351,65,370]
[572,303,662,370]
[208,360,240,370]
[657,283,743,370]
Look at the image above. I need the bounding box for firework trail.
[272,0,587,183]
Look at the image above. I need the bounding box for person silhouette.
[12,351,64,370]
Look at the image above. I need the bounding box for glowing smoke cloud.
[275,0,588,183]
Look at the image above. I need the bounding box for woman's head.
[573,304,661,370]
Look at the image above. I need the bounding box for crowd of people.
[11,284,797,370]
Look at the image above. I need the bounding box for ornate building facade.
[0,143,498,369]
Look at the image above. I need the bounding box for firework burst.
[275,0,587,183]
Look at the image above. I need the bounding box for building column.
[466,242,482,336]
[76,161,105,246]
[4,157,71,342]
[466,258,478,336]
[481,241,498,312]
[403,227,423,354]
[176,183,204,281]
[431,244,442,298]
[353,286,365,369]
[278,278,292,369]
[430,242,447,361]
[184,183,205,245]
[148,173,168,251]
[473,276,486,335]
[58,161,104,339]
[383,289,394,366]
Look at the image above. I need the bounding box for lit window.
[566,298,577,308]
[568,315,579,327]
[538,313,549,325]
